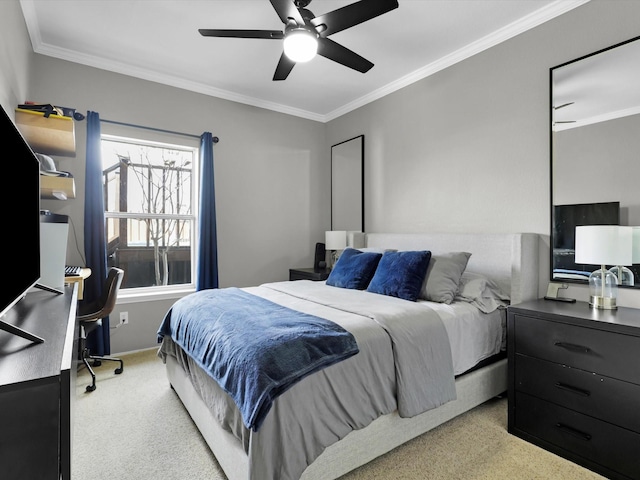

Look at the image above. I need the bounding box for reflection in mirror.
[552,201,621,282]
[331,135,364,232]
[551,35,640,288]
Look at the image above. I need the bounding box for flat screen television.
[0,104,45,343]
[552,201,620,282]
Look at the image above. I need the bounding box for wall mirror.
[551,35,640,287]
[331,135,364,232]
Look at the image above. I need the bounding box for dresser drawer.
[514,392,640,480]
[512,314,640,384]
[515,354,640,433]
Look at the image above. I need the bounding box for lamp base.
[329,250,339,270]
[589,295,617,310]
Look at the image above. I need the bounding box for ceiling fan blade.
[199,29,284,39]
[269,0,304,25]
[273,52,296,81]
[553,102,575,110]
[317,37,373,73]
[311,0,399,37]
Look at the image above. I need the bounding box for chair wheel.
[92,360,102,367]
[86,384,96,392]
[115,367,123,375]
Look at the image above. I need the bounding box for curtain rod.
[100,118,219,143]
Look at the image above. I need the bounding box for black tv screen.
[0,104,41,335]
[552,201,620,281]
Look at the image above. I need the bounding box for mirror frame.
[550,35,640,287]
[331,135,364,232]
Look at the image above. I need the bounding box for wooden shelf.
[40,175,76,200]
[15,108,76,157]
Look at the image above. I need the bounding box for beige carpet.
[73,349,605,480]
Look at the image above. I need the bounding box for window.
[101,135,198,291]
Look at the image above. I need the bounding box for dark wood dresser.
[0,285,78,480]
[507,299,640,480]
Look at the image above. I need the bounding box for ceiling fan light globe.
[283,30,317,62]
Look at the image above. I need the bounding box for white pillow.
[455,271,510,313]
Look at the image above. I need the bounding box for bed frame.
[165,232,539,480]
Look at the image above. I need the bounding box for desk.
[0,285,78,480]
[64,267,91,300]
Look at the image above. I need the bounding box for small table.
[64,267,91,300]
[289,267,331,281]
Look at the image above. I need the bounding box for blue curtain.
[196,132,219,290]
[83,111,110,355]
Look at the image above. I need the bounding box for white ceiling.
[552,35,640,131]
[20,0,588,122]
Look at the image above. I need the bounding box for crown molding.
[20,0,589,123]
[324,0,591,121]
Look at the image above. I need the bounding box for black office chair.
[77,267,125,392]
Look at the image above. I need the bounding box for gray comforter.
[157,287,359,431]
[158,280,456,480]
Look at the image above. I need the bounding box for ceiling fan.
[199,0,399,81]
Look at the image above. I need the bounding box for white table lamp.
[325,231,347,268]
[575,225,633,309]
[610,227,640,286]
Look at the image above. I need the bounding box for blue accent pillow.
[326,248,383,290]
[367,250,432,301]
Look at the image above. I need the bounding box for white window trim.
[101,133,200,297]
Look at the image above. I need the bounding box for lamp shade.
[325,231,347,250]
[575,225,633,266]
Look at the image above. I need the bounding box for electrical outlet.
[119,311,129,325]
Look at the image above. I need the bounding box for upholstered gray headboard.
[365,233,539,305]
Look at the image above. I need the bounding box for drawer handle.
[554,341,591,353]
[554,382,590,397]
[555,423,592,441]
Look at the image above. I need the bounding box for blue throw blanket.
[157,287,359,431]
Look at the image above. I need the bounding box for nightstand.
[289,267,331,281]
[507,299,640,480]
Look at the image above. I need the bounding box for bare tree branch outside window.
[102,138,196,288]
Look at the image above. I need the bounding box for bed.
[157,232,539,480]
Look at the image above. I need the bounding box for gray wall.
[0,0,32,115]
[554,114,640,225]
[30,55,328,285]
[3,0,640,353]
[326,0,640,310]
[28,57,328,353]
